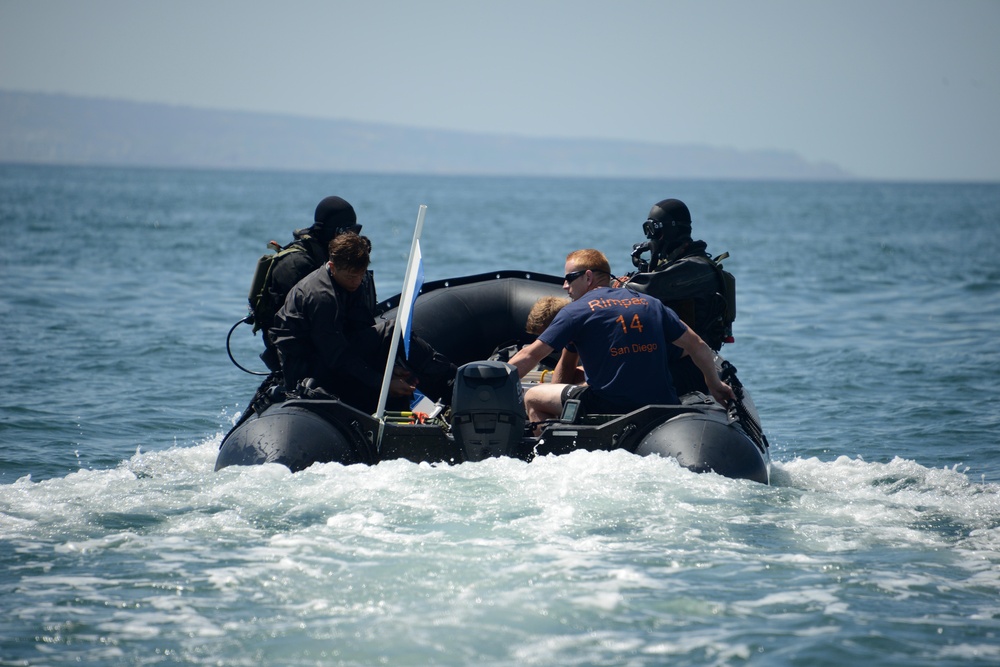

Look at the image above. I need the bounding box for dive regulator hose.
[227,315,270,376]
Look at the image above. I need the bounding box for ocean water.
[1,164,999,665]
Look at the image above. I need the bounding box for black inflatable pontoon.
[218,271,770,483]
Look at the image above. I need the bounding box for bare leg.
[524,383,568,432]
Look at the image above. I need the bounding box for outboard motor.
[451,361,526,461]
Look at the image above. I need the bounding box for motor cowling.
[451,361,526,461]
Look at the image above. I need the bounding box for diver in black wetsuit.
[626,198,736,395]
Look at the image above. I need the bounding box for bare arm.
[552,348,581,384]
[507,339,556,379]
[672,327,736,405]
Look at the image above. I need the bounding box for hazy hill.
[0,90,851,180]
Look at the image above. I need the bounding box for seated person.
[506,249,734,429]
[524,295,583,385]
[269,233,455,413]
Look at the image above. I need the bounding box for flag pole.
[374,205,427,443]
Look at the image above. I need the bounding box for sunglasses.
[564,268,609,283]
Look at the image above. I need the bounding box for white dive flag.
[374,205,427,423]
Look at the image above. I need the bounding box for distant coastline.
[0,90,853,181]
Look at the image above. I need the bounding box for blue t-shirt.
[538,286,687,408]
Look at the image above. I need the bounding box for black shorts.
[560,385,634,416]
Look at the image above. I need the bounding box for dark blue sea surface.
[1,165,999,665]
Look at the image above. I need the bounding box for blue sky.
[1,0,998,181]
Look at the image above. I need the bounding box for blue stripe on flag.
[403,240,424,358]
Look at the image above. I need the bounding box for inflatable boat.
[218,271,770,483]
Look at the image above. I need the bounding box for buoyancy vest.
[622,249,736,350]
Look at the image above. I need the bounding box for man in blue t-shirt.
[507,249,735,427]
